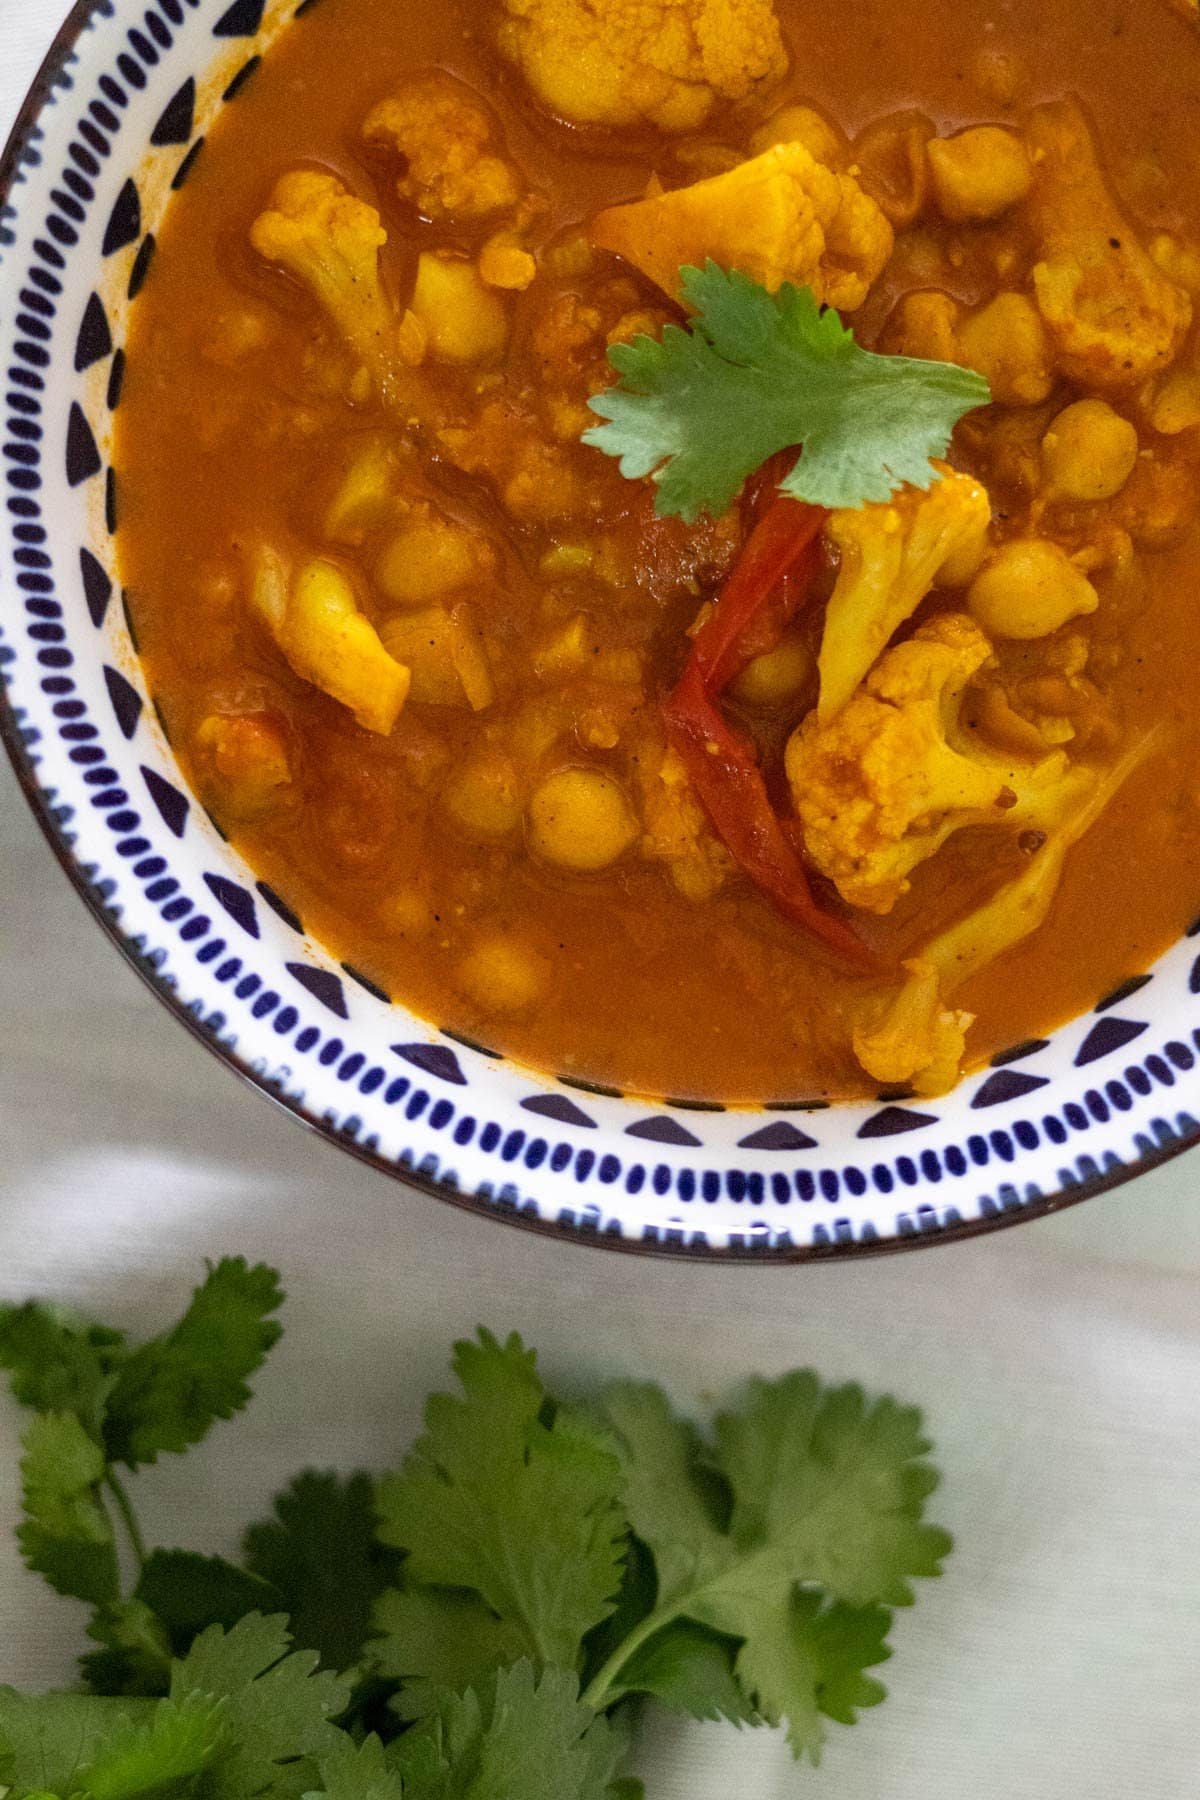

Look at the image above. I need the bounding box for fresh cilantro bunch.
[0,1265,952,1798]
[584,262,990,520]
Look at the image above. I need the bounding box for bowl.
[4,0,1199,1261]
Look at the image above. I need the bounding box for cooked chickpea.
[455,934,551,1015]
[882,289,962,363]
[375,511,489,605]
[1145,370,1200,437]
[441,752,523,841]
[1041,399,1139,500]
[853,111,935,229]
[730,634,813,706]
[527,767,638,871]
[749,104,842,166]
[968,540,1100,639]
[957,293,1055,406]
[927,126,1033,223]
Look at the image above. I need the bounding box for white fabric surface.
[3,6,1200,1790]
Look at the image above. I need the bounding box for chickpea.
[967,540,1100,640]
[375,510,490,606]
[442,752,523,842]
[1145,370,1200,437]
[881,289,962,364]
[730,634,813,706]
[853,111,935,229]
[455,934,551,1016]
[527,767,639,872]
[1040,399,1139,501]
[957,293,1055,407]
[927,126,1033,224]
[749,104,843,167]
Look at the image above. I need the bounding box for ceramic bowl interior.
[3,0,1199,1260]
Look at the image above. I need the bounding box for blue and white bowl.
[3,0,1198,1259]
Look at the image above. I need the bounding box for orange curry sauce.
[117,0,1200,1101]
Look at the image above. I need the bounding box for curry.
[117,0,1200,1102]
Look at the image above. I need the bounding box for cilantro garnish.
[0,1266,951,1796]
[584,262,991,520]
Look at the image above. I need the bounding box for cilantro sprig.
[584,262,990,520]
[0,1265,952,1798]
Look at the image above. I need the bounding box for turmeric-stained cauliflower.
[250,548,410,736]
[1027,99,1192,390]
[788,613,1070,914]
[498,0,787,134]
[817,466,992,723]
[636,740,732,901]
[851,736,1155,1092]
[363,75,523,223]
[590,141,892,311]
[250,170,395,393]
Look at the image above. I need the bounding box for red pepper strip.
[692,496,826,692]
[663,658,880,970]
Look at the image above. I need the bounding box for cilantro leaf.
[303,1736,403,1800]
[0,1303,123,1434]
[393,1663,622,1800]
[83,1599,173,1697]
[375,1331,626,1670]
[597,1375,950,1759]
[76,1692,228,1800]
[584,262,990,520]
[0,1690,147,1796]
[171,1615,350,1800]
[139,1551,281,1655]
[244,1472,402,1672]
[103,1261,284,1469]
[17,1412,120,1606]
[605,1620,753,1724]
[373,1588,526,1700]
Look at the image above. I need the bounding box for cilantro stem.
[581,1600,684,1712]
[105,1470,147,1572]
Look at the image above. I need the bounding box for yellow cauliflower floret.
[250,548,409,736]
[1026,99,1192,390]
[590,140,892,311]
[362,74,523,222]
[636,740,731,900]
[790,614,1047,914]
[852,958,973,1097]
[817,466,992,723]
[852,734,1155,1092]
[250,170,395,394]
[498,0,787,134]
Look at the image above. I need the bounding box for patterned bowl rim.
[3,0,1199,1265]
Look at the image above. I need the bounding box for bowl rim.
[3,0,1198,1266]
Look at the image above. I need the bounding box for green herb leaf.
[83,1599,173,1697]
[584,262,990,520]
[0,1302,123,1434]
[137,1551,281,1657]
[303,1736,404,1800]
[171,1615,350,1800]
[0,1690,148,1797]
[17,1412,119,1606]
[76,1692,228,1800]
[373,1588,527,1702]
[375,1332,626,1669]
[605,1620,753,1724]
[103,1261,284,1469]
[393,1663,622,1800]
[244,1472,401,1672]
[598,1374,950,1759]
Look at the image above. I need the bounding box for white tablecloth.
[3,6,1200,1790]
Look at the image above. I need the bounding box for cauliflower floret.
[1026,99,1192,390]
[590,140,893,311]
[817,466,992,723]
[498,0,787,134]
[789,613,1072,914]
[362,74,523,223]
[636,740,732,900]
[249,548,410,735]
[852,734,1155,1092]
[250,170,396,395]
